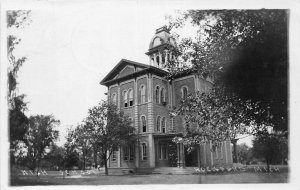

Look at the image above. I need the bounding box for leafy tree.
[236,143,252,164]
[83,101,137,175]
[252,127,288,170]
[43,144,64,170]
[24,115,59,170]
[63,128,80,170]
[167,10,287,159]
[73,125,92,170]
[7,10,31,164]
[167,10,287,131]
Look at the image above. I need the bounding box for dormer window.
[156,56,160,66]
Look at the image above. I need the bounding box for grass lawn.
[11,172,288,186]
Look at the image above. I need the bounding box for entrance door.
[185,148,198,167]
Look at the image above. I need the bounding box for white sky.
[10,3,178,144]
[4,2,284,147]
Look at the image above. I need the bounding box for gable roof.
[100,59,168,86]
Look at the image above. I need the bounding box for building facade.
[100,26,233,171]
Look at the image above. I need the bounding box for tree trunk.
[104,153,108,176]
[231,139,238,163]
[83,156,86,171]
[93,148,98,168]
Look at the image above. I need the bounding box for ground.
[11,172,288,185]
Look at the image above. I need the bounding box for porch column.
[149,134,155,167]
[177,143,185,168]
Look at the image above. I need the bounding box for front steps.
[152,167,197,175]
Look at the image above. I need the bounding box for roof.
[100,59,168,86]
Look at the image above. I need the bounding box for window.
[161,117,166,133]
[141,116,147,133]
[124,145,134,161]
[182,86,188,99]
[140,85,146,104]
[129,145,134,161]
[142,143,147,160]
[162,54,165,64]
[160,88,165,104]
[129,89,133,106]
[156,56,160,66]
[111,93,117,104]
[123,91,128,107]
[157,116,161,132]
[155,86,160,103]
[124,146,129,161]
[112,151,117,161]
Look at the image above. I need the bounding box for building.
[100,26,233,172]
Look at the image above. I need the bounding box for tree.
[252,127,288,170]
[7,10,31,164]
[73,125,92,170]
[167,10,288,132]
[236,143,252,164]
[24,115,59,170]
[63,128,80,170]
[167,10,287,159]
[83,101,137,175]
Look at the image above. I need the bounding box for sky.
[5,0,298,146]
[10,3,181,144]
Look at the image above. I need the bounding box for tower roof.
[148,26,176,50]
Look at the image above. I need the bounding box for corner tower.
[146,26,176,70]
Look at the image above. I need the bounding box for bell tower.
[146,26,176,70]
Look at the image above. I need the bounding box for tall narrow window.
[160,88,165,104]
[129,145,134,161]
[123,91,128,107]
[124,146,129,161]
[129,89,133,106]
[111,93,117,104]
[182,86,188,99]
[112,151,117,161]
[142,143,147,160]
[155,86,160,103]
[141,116,147,133]
[140,85,146,104]
[156,56,160,66]
[157,116,161,132]
[161,117,166,133]
[162,54,165,64]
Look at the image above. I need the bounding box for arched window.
[156,116,161,132]
[182,86,188,99]
[141,116,147,133]
[161,117,166,133]
[142,143,147,160]
[140,85,146,104]
[160,88,165,104]
[111,93,117,104]
[129,89,133,106]
[155,86,160,103]
[123,90,128,107]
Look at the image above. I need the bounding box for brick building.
[100,26,233,172]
